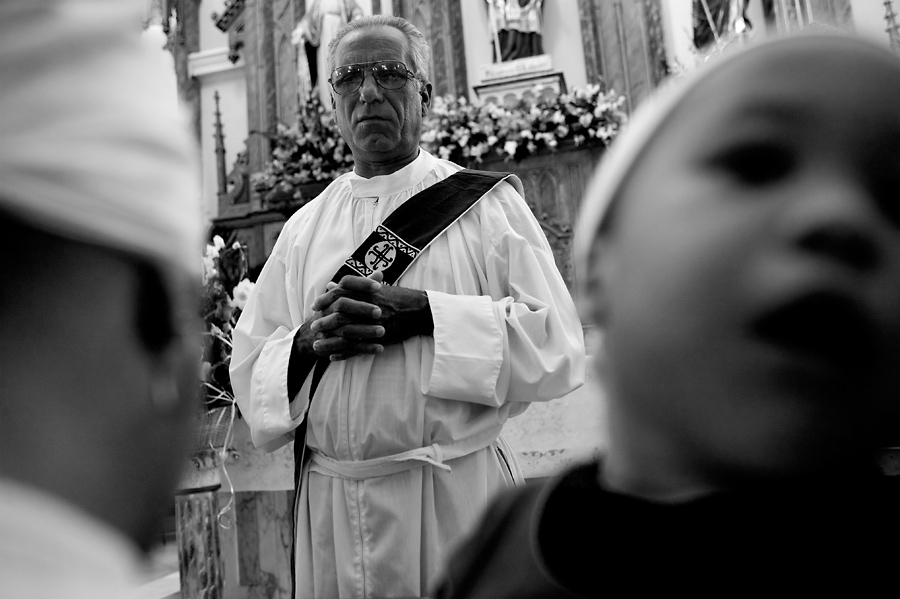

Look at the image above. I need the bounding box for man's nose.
[358,70,383,102]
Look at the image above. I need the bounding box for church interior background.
[134,2,900,598]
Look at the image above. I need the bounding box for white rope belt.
[309,444,452,481]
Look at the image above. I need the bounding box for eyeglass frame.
[328,60,420,96]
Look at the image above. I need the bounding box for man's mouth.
[749,291,877,372]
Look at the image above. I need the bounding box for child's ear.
[581,237,613,326]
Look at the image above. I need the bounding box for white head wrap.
[0,0,204,274]
[572,32,897,314]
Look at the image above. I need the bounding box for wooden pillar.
[176,484,224,599]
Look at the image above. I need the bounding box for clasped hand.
[303,272,432,361]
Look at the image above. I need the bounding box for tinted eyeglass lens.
[330,61,411,94]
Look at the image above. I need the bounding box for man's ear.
[420,82,432,117]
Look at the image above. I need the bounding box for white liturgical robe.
[231,149,585,598]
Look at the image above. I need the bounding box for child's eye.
[709,144,794,186]
[870,175,900,227]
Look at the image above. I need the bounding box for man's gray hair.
[326,14,431,84]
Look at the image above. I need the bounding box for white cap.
[573,32,896,315]
[0,0,204,274]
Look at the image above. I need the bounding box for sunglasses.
[328,60,416,95]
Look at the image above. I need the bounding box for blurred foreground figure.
[434,33,900,597]
[0,1,203,598]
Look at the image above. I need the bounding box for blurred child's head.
[576,33,900,499]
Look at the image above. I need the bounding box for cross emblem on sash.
[365,240,397,271]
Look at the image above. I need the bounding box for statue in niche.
[293,0,364,109]
[486,0,544,62]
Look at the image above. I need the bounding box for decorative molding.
[228,36,245,64]
[188,47,244,78]
[473,70,566,108]
[213,0,246,32]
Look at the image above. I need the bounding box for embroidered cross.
[365,240,397,271]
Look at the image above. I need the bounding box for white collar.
[348,148,436,198]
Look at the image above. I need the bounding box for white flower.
[421,129,437,143]
[212,235,225,250]
[487,135,498,146]
[438,146,452,160]
[503,140,518,156]
[579,113,593,128]
[229,279,255,311]
[202,254,217,284]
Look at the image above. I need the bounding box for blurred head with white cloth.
[0,1,204,597]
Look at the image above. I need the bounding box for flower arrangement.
[251,95,354,206]
[200,235,254,413]
[420,84,627,164]
[250,84,627,200]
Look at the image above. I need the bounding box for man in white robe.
[231,15,584,598]
[0,1,203,597]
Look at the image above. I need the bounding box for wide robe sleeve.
[423,180,585,408]
[229,224,306,450]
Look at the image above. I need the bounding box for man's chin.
[354,133,399,150]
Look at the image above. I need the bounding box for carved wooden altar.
[476,143,605,296]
